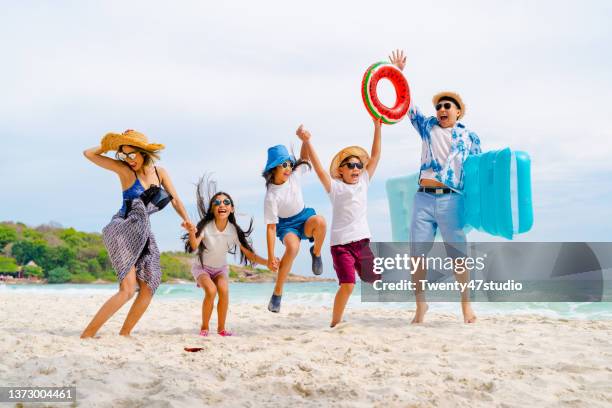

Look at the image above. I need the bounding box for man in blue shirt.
[390,49,480,324]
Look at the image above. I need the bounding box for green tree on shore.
[47,266,71,283]
[0,221,196,283]
[0,255,18,273]
[23,264,44,278]
[0,225,18,249]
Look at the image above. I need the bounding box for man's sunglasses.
[116,151,138,161]
[435,102,454,111]
[279,161,294,169]
[213,198,232,206]
[340,162,364,170]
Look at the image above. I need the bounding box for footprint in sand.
[38,366,57,375]
[297,363,313,372]
[293,382,313,397]
[127,379,163,392]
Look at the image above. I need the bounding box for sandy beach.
[1,293,611,407]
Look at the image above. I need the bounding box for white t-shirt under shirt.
[264,165,308,224]
[196,221,241,268]
[420,125,452,181]
[328,171,371,246]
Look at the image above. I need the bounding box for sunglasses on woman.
[213,198,232,206]
[116,151,138,161]
[435,102,454,111]
[279,161,294,169]
[341,162,364,170]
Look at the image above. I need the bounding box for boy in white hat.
[390,49,481,324]
[296,119,382,327]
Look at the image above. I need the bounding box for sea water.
[2,282,612,320]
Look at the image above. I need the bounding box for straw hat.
[432,91,466,120]
[100,129,165,153]
[329,146,370,179]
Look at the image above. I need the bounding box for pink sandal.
[217,330,234,337]
[199,329,209,337]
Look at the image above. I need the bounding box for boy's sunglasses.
[279,161,294,169]
[213,198,232,206]
[341,162,364,170]
[117,151,138,161]
[435,102,453,111]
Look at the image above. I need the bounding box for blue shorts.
[410,191,467,258]
[277,207,316,244]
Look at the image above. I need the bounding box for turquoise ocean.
[3,282,612,320]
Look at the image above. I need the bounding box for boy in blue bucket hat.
[390,49,481,324]
[262,141,327,313]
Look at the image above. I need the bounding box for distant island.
[0,221,332,284]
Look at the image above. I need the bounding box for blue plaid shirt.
[408,104,481,191]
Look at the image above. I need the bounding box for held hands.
[389,49,406,71]
[296,124,311,142]
[267,257,280,273]
[181,220,196,233]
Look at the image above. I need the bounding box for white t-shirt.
[420,125,452,181]
[264,165,308,224]
[328,171,371,246]
[196,221,241,268]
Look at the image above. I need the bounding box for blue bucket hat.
[264,145,295,173]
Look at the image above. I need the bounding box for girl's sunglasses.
[341,162,364,170]
[279,161,294,169]
[117,151,138,161]
[435,102,454,111]
[213,198,232,206]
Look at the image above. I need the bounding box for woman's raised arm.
[83,145,126,174]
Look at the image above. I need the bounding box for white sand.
[1,293,612,407]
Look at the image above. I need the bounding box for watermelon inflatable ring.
[361,61,411,124]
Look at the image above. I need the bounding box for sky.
[1,0,611,277]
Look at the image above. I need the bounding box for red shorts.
[330,238,378,284]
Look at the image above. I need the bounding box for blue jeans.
[410,192,467,258]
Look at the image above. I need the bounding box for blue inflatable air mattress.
[385,148,533,241]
